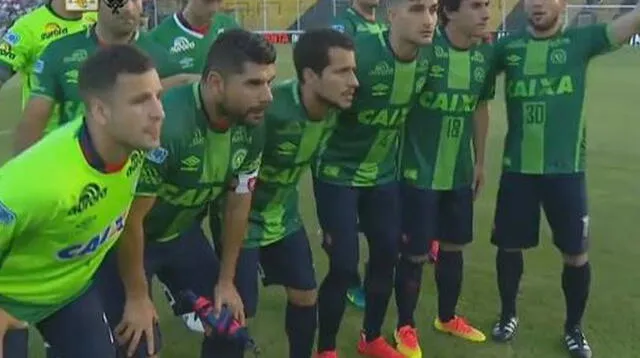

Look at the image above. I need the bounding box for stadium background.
[0,0,639,357]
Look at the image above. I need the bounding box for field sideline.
[1,44,639,357]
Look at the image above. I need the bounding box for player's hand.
[473,164,485,200]
[0,308,27,333]
[213,281,246,326]
[115,295,158,357]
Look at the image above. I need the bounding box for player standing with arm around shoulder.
[312,1,437,357]
[229,28,357,358]
[396,0,494,354]
[0,45,164,358]
[489,1,640,357]
[14,0,188,155]
[110,29,275,358]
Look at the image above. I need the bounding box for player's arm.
[0,22,34,89]
[216,127,264,320]
[14,51,58,155]
[118,151,169,298]
[115,150,168,355]
[607,2,640,47]
[473,101,490,167]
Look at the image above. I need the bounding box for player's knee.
[403,253,430,264]
[286,288,317,307]
[563,252,588,267]
[439,241,465,251]
[324,266,358,292]
[499,248,523,253]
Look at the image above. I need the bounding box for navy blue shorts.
[36,285,116,358]
[312,179,401,281]
[98,223,217,354]
[491,172,589,255]
[2,329,27,358]
[234,228,317,318]
[401,183,474,255]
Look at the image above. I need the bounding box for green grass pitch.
[1,44,639,357]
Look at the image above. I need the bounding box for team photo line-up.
[0,0,638,357]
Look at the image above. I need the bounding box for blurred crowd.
[0,0,40,34]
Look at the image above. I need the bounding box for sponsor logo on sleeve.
[0,42,15,60]
[0,200,16,224]
[34,60,44,74]
[147,147,168,164]
[2,31,19,46]
[331,24,345,33]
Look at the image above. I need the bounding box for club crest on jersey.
[231,149,248,170]
[0,200,16,224]
[2,31,19,46]
[331,24,345,33]
[147,147,168,164]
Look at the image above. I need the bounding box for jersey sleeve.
[232,125,265,194]
[0,20,35,79]
[479,47,497,101]
[578,24,615,59]
[30,45,62,101]
[135,147,170,196]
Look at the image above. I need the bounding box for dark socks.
[394,258,424,328]
[435,250,463,322]
[201,335,245,358]
[562,262,591,331]
[363,262,395,341]
[286,302,317,358]
[317,270,351,352]
[496,250,524,319]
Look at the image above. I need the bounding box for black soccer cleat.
[564,326,592,358]
[491,316,518,342]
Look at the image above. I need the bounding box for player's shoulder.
[159,84,200,142]
[266,79,299,121]
[0,120,83,187]
[2,5,49,41]
[150,13,176,32]
[495,30,528,50]
[41,28,88,56]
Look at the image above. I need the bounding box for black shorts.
[235,228,317,318]
[491,172,589,255]
[401,183,474,256]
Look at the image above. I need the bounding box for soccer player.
[150,0,239,73]
[0,0,95,95]
[330,0,386,312]
[0,44,164,358]
[489,1,640,357]
[331,0,387,36]
[14,0,192,154]
[222,28,357,358]
[396,0,494,354]
[312,0,437,357]
[108,29,275,358]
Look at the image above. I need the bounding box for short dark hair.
[202,28,277,78]
[438,0,463,26]
[293,28,354,83]
[78,44,155,102]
